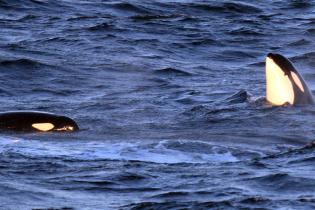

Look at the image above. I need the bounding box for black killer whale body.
[0,111,79,132]
[265,53,314,106]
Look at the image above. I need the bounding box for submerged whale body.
[265,53,314,106]
[0,111,79,132]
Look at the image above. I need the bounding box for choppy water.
[1,0,315,209]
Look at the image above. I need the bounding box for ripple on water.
[0,0,315,209]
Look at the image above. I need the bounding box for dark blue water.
[1,0,315,209]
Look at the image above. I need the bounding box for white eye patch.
[32,123,54,131]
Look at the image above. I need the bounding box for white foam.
[0,137,238,164]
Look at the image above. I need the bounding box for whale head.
[265,53,314,106]
[52,115,80,131]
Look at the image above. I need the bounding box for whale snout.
[267,53,275,58]
[56,116,79,131]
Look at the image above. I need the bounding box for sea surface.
[1,0,315,209]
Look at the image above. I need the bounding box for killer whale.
[0,111,79,132]
[265,53,314,106]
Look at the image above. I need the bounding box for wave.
[0,0,45,9]
[245,173,315,193]
[31,88,80,96]
[228,27,264,36]
[287,39,311,46]
[154,68,192,77]
[0,58,50,69]
[87,22,112,31]
[188,2,262,14]
[225,90,250,104]
[131,14,184,21]
[108,2,153,14]
[289,0,313,9]
[291,52,315,63]
[122,200,234,210]
[0,138,238,164]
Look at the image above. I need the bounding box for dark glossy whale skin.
[0,111,79,132]
[267,53,297,76]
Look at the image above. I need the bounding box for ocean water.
[1,0,315,209]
